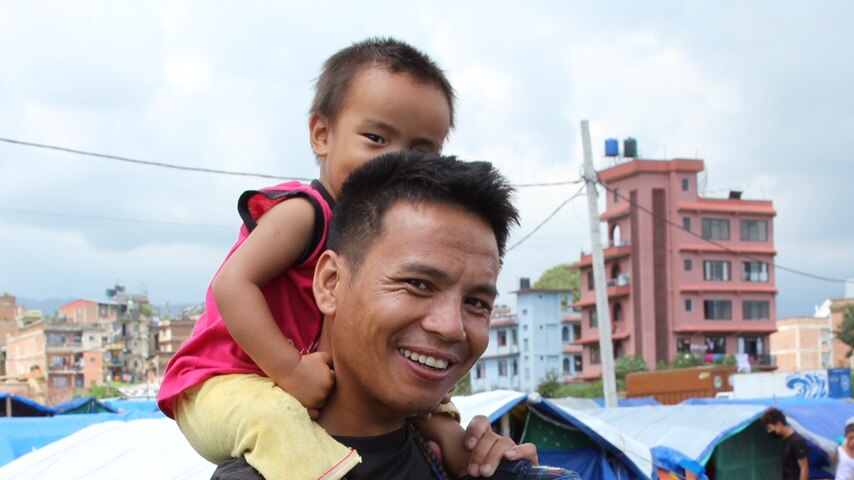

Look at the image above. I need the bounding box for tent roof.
[0,394,55,417]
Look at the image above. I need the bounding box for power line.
[0,207,234,229]
[596,179,847,284]
[0,137,310,182]
[507,184,587,252]
[0,136,580,188]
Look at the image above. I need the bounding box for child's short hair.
[311,37,456,129]
[845,423,854,436]
[761,407,787,426]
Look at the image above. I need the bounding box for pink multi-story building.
[573,158,777,379]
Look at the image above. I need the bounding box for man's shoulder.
[210,457,263,480]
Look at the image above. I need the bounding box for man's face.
[766,422,782,436]
[311,66,452,199]
[322,201,498,420]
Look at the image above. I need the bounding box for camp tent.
[54,397,118,415]
[0,394,54,417]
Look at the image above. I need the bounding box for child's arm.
[415,413,538,478]
[213,197,334,417]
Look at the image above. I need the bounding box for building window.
[590,345,601,365]
[705,336,726,354]
[587,271,594,291]
[475,363,486,379]
[677,338,691,353]
[682,178,690,191]
[684,259,692,271]
[683,217,691,231]
[589,309,598,328]
[562,327,569,343]
[523,338,529,351]
[740,220,768,241]
[52,376,68,387]
[572,324,581,341]
[613,188,620,203]
[511,329,518,347]
[743,261,769,282]
[739,336,765,355]
[497,330,507,347]
[613,303,623,323]
[704,300,732,320]
[512,359,518,376]
[498,360,508,377]
[574,355,583,372]
[702,218,730,240]
[685,299,693,312]
[743,300,770,320]
[563,358,571,374]
[704,261,731,281]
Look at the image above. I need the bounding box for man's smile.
[399,348,451,370]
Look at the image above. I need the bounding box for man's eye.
[406,279,429,290]
[364,133,386,145]
[466,298,492,312]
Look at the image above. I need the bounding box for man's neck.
[317,389,408,438]
[781,425,795,439]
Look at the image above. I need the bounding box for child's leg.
[176,374,359,480]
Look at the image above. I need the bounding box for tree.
[536,370,564,398]
[615,355,648,380]
[834,304,854,357]
[533,264,580,301]
[453,373,472,396]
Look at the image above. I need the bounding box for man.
[762,408,809,480]
[213,151,581,479]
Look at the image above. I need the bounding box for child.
[834,420,854,480]
[158,37,528,479]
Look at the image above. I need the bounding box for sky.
[1,1,852,318]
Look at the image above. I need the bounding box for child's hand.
[277,351,334,419]
[463,415,538,477]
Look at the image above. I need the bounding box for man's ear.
[309,113,330,158]
[314,250,342,315]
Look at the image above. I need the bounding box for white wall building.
[470,287,582,393]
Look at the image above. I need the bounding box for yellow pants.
[175,374,360,480]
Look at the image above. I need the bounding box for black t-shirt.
[210,423,439,480]
[781,431,809,480]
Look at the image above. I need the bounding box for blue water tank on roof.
[605,138,619,157]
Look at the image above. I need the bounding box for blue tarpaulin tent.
[0,394,54,417]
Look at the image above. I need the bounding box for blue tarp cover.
[0,394,55,417]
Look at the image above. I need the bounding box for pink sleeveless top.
[157,181,334,418]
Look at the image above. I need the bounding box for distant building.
[470,286,580,393]
[770,296,854,372]
[771,316,833,371]
[0,295,18,376]
[5,319,105,404]
[154,312,198,378]
[573,158,777,379]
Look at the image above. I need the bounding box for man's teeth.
[400,349,449,370]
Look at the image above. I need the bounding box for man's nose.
[422,300,466,342]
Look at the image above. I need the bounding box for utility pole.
[580,120,618,408]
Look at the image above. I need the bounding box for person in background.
[833,418,854,480]
[762,408,809,480]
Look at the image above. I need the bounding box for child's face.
[846,431,854,450]
[311,66,451,199]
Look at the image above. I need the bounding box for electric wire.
[506,184,587,252]
[0,137,310,182]
[0,207,233,229]
[596,179,847,284]
[0,136,580,187]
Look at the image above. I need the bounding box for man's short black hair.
[311,37,456,129]
[761,407,788,426]
[328,150,518,269]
